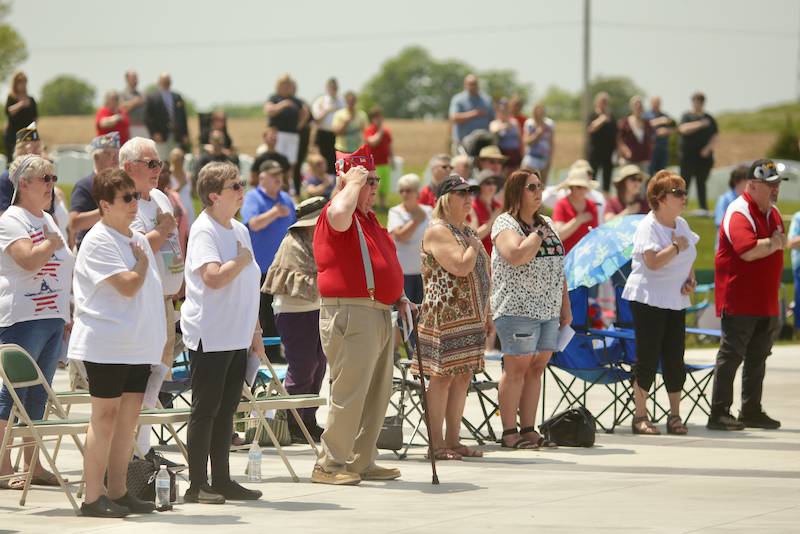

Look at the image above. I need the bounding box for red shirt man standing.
[708,159,787,431]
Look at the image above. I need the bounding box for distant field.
[28,115,778,175]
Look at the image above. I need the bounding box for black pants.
[259,273,281,360]
[187,344,247,486]
[680,157,713,210]
[315,130,337,175]
[630,301,686,392]
[588,151,614,192]
[711,314,779,416]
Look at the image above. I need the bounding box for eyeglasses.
[134,159,164,170]
[222,180,246,191]
[438,164,453,170]
[669,188,688,198]
[366,177,381,187]
[525,183,545,192]
[118,191,142,204]
[39,174,58,183]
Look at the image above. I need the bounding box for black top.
[267,94,303,133]
[252,150,290,173]
[587,111,617,157]
[4,95,38,137]
[679,111,718,159]
[70,173,98,249]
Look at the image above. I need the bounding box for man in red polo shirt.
[312,144,415,485]
[708,159,787,431]
[418,153,452,207]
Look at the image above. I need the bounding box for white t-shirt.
[0,206,73,326]
[622,212,699,311]
[387,204,432,275]
[131,188,185,296]
[312,94,345,131]
[68,222,166,364]
[180,211,260,353]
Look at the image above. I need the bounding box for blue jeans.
[0,318,65,421]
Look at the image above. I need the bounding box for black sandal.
[520,426,558,449]
[666,415,688,435]
[500,428,537,449]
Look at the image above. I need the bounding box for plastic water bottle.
[155,464,172,511]
[247,441,262,482]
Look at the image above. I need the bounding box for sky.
[7,0,800,115]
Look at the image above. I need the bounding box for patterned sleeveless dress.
[413,221,491,377]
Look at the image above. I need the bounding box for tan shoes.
[357,465,401,481]
[310,465,361,485]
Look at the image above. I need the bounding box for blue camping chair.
[543,286,636,433]
[612,287,716,424]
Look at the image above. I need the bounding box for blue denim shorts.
[494,315,560,355]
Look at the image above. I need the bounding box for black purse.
[126,457,177,502]
[538,407,596,447]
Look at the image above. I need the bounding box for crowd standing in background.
[0,66,794,518]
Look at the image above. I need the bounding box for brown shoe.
[311,465,361,485]
[358,465,401,481]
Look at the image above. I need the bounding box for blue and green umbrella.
[564,214,646,290]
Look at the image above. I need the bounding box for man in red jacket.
[708,159,787,431]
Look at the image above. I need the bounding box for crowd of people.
[0,68,792,518]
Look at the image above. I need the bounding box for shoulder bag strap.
[353,215,375,300]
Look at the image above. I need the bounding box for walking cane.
[405,313,439,485]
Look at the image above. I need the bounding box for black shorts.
[84,362,151,399]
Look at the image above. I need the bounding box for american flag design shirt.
[0,206,73,326]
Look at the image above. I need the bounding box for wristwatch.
[535,228,545,239]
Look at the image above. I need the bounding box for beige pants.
[161,298,177,377]
[318,298,394,473]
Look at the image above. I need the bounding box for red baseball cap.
[335,144,375,176]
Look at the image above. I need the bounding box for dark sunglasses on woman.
[40,174,58,183]
[223,180,246,191]
[670,188,688,198]
[119,192,142,203]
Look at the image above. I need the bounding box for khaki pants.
[318,298,394,473]
[161,298,177,377]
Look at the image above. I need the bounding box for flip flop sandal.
[426,448,462,461]
[450,444,483,458]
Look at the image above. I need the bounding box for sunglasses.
[669,188,688,198]
[118,191,142,204]
[366,177,381,187]
[39,174,58,183]
[222,180,246,191]
[134,159,164,170]
[525,183,545,192]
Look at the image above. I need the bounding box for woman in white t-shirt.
[67,168,165,517]
[387,173,432,304]
[0,155,73,489]
[180,162,264,504]
[622,170,698,436]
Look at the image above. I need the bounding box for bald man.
[448,73,494,146]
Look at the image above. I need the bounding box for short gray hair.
[119,137,157,168]
[429,153,451,167]
[197,162,239,207]
[8,155,54,205]
[396,173,421,192]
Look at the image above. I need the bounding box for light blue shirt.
[449,90,494,142]
[714,189,738,227]
[789,211,800,271]
[241,188,296,273]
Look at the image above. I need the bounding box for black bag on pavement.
[126,457,177,502]
[538,407,596,447]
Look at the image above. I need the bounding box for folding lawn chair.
[382,357,427,459]
[231,337,325,482]
[0,344,88,513]
[543,287,636,433]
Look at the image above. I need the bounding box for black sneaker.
[211,480,262,501]
[184,484,225,504]
[144,448,185,470]
[81,495,130,518]
[738,410,781,429]
[111,492,156,514]
[707,412,746,431]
